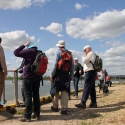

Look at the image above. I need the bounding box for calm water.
[3,79,123,101]
[4,80,84,101]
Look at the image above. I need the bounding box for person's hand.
[4,72,7,77]
[24,41,31,47]
[79,70,82,74]
[13,69,17,72]
[50,76,53,82]
[84,53,87,57]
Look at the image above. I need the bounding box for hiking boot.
[60,109,68,115]
[0,104,3,108]
[89,103,97,108]
[75,103,86,109]
[51,106,59,112]
[18,117,31,122]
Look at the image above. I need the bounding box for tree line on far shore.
[5,75,125,81]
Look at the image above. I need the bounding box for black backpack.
[103,85,109,93]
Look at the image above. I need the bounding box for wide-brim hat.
[83,45,91,51]
[56,40,66,47]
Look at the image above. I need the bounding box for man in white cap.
[73,57,83,98]
[75,45,97,109]
[50,40,74,115]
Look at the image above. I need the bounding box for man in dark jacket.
[73,57,83,98]
[14,41,41,122]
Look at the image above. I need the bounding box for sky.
[0,0,125,76]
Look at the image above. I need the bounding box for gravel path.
[1,84,125,125]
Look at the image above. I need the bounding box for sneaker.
[89,103,97,108]
[51,106,59,112]
[18,117,31,122]
[72,94,75,96]
[60,109,68,115]
[75,103,86,109]
[0,104,3,108]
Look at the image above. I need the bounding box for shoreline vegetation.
[5,75,125,81]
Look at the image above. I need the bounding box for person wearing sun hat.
[14,41,41,122]
[75,45,97,109]
[50,40,74,115]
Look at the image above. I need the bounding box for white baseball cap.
[83,45,91,51]
[74,57,78,60]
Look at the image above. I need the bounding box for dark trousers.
[81,70,96,104]
[23,78,40,119]
[73,77,80,96]
[21,82,25,103]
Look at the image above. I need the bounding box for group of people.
[0,38,105,122]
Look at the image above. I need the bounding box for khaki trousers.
[52,90,69,110]
[0,72,4,102]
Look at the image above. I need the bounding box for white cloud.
[66,9,125,40]
[0,0,31,10]
[0,0,51,10]
[97,43,125,75]
[0,30,35,51]
[106,41,124,47]
[83,4,89,8]
[40,22,63,34]
[75,3,82,10]
[104,44,125,57]
[6,62,12,67]
[16,57,23,63]
[33,0,51,6]
[57,34,63,37]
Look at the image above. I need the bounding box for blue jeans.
[23,78,40,119]
[81,70,96,104]
[73,77,80,96]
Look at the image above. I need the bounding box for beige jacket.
[0,45,7,73]
[82,51,96,72]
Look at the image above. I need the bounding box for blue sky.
[0,0,125,76]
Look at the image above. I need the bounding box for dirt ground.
[1,84,125,125]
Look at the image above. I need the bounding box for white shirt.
[82,51,96,72]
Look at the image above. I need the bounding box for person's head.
[104,69,106,72]
[74,57,78,64]
[56,40,66,48]
[0,37,2,44]
[100,69,104,73]
[83,45,91,54]
[27,42,37,49]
